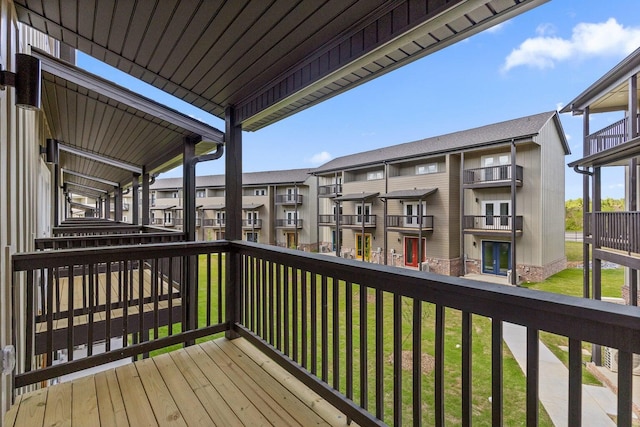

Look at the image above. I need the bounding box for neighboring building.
[313,111,570,282]
[151,169,318,250]
[562,47,640,308]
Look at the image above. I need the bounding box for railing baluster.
[360,284,368,411]
[276,262,282,350]
[434,305,445,426]
[218,252,224,325]
[375,289,383,418]
[284,266,290,356]
[393,293,402,426]
[311,273,318,375]
[292,267,298,362]
[122,261,128,348]
[321,275,329,382]
[88,264,94,357]
[168,257,174,335]
[105,262,112,352]
[462,311,472,427]
[301,269,308,369]
[138,257,145,355]
[412,298,422,427]
[491,319,503,427]
[207,253,212,326]
[25,270,34,372]
[526,328,539,427]
[568,338,582,426]
[346,281,353,403]
[67,265,74,361]
[332,277,339,390]
[46,267,54,366]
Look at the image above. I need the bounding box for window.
[216,211,225,226]
[482,201,510,229]
[481,154,511,181]
[172,192,178,198]
[196,190,206,198]
[416,163,438,175]
[122,215,128,222]
[254,189,266,196]
[164,211,172,223]
[404,202,427,227]
[366,170,384,180]
[286,187,297,202]
[246,232,258,243]
[356,203,373,224]
[246,211,259,225]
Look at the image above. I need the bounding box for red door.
[404,237,425,267]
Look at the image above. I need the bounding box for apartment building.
[562,47,640,310]
[314,111,569,282]
[151,169,318,249]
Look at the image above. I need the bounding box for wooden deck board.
[5,338,354,426]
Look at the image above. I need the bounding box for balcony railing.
[463,215,523,233]
[203,218,226,227]
[36,230,185,250]
[586,114,640,156]
[11,241,640,426]
[275,194,303,204]
[592,211,640,255]
[318,214,337,225]
[341,214,376,227]
[275,218,303,228]
[386,214,434,229]
[463,165,523,186]
[318,184,342,197]
[242,218,263,228]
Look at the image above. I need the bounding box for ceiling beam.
[62,169,119,187]
[32,49,225,143]
[59,143,143,174]
[65,181,108,194]
[66,188,102,200]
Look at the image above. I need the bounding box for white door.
[482,201,510,229]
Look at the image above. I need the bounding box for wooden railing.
[593,211,640,254]
[463,215,523,232]
[586,114,640,156]
[35,231,185,250]
[341,214,376,227]
[12,241,640,425]
[463,165,523,185]
[203,218,225,227]
[275,218,303,228]
[386,214,434,229]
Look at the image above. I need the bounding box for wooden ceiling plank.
[121,0,158,61]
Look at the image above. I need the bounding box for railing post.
[225,105,242,339]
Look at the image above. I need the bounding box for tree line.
[565,198,625,231]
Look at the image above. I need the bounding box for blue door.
[482,241,511,275]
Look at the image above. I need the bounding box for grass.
[521,241,625,386]
[145,241,623,425]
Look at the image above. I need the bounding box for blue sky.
[77,0,640,200]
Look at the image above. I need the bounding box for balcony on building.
[463,165,523,188]
[275,218,303,229]
[242,218,263,229]
[318,183,343,197]
[275,193,303,205]
[584,114,640,157]
[380,188,437,233]
[463,215,523,236]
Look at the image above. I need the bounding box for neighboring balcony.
[463,165,523,188]
[318,183,342,197]
[276,218,303,229]
[586,113,640,156]
[242,218,263,229]
[318,214,337,226]
[341,214,376,228]
[463,215,523,236]
[591,211,640,256]
[387,214,434,232]
[203,218,226,228]
[275,194,303,205]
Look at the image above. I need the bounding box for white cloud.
[308,151,332,165]
[485,22,506,34]
[502,18,640,72]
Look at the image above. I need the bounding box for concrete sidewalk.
[503,322,616,426]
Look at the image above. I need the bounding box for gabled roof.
[15,0,547,131]
[313,111,568,174]
[151,168,315,190]
[334,192,380,202]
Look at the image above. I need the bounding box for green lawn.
[148,244,627,425]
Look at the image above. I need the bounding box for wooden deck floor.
[5,338,355,426]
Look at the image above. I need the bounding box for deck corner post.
[225,105,242,339]
[183,137,198,344]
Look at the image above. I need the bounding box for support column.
[592,166,602,366]
[132,173,140,225]
[46,139,60,226]
[582,108,591,299]
[142,169,150,226]
[225,105,242,339]
[105,193,111,220]
[183,138,197,241]
[115,186,123,222]
[629,75,638,306]
[460,152,465,276]
[510,140,517,286]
